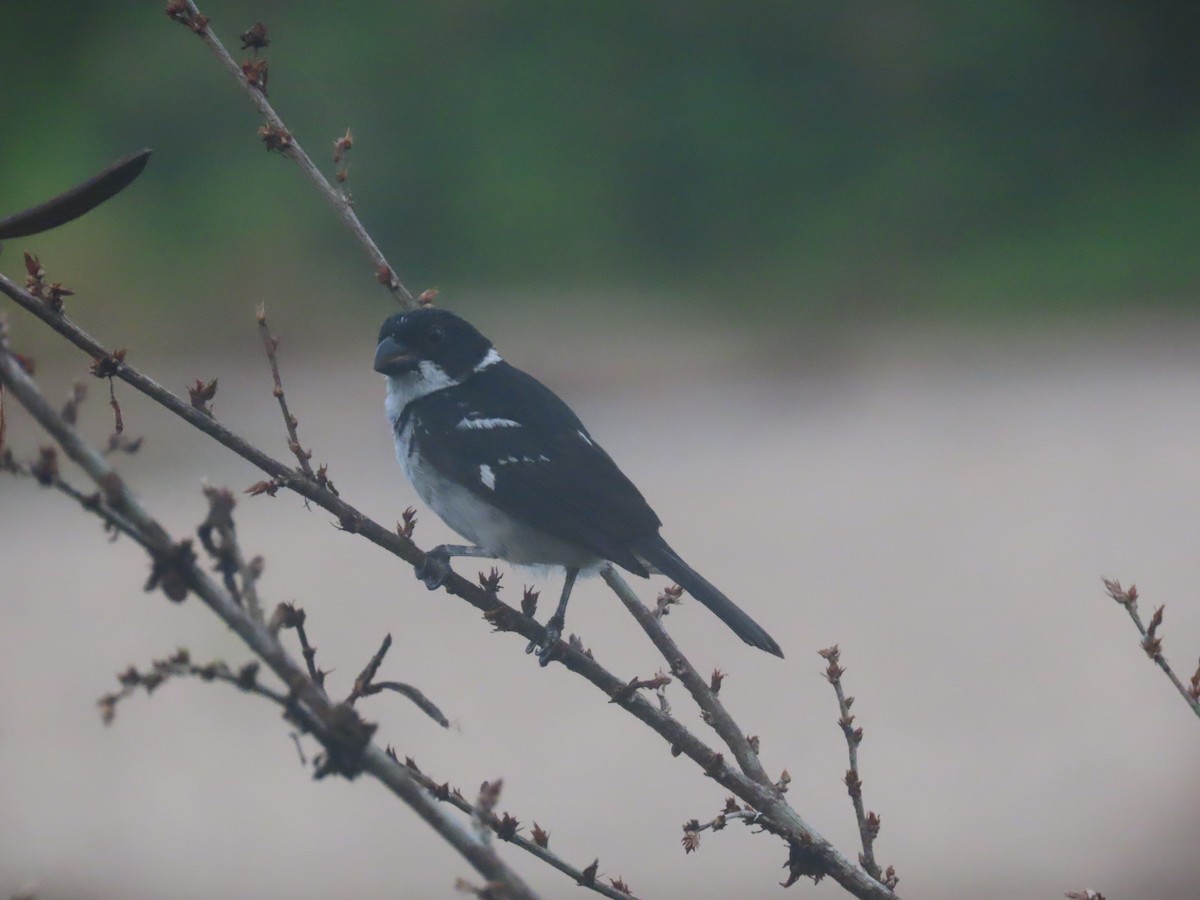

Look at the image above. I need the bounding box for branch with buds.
[819,645,897,889]
[165,1,412,305]
[1103,579,1200,721]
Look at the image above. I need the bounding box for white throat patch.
[384,361,457,422]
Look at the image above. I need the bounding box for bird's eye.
[428,325,444,344]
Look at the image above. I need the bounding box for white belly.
[393,417,600,570]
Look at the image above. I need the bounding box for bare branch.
[197,485,266,623]
[98,650,288,725]
[165,1,413,305]
[268,603,327,691]
[347,633,393,705]
[599,567,897,895]
[5,448,149,550]
[371,682,449,727]
[819,645,892,887]
[396,755,635,900]
[682,796,773,855]
[255,305,331,490]
[600,567,773,787]
[1103,578,1200,721]
[339,633,449,727]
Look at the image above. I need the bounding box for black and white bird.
[374,308,783,663]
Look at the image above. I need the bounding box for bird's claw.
[415,547,453,590]
[525,615,564,667]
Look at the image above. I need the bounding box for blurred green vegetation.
[2,2,1199,336]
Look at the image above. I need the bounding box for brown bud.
[258,123,292,152]
[239,22,269,50]
[578,859,598,887]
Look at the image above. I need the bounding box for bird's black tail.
[631,535,783,658]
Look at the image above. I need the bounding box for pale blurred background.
[3,3,1200,899]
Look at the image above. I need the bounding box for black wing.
[408,363,661,574]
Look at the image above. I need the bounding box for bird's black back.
[403,361,662,574]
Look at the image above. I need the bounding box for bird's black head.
[373,308,495,382]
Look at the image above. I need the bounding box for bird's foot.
[525,614,564,667]
[415,546,453,590]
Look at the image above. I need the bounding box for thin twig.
[682,797,772,854]
[819,646,889,886]
[265,603,327,692]
[347,633,392,705]
[231,538,265,623]
[98,651,289,725]
[1103,579,1200,721]
[7,457,150,550]
[204,486,266,622]
[398,756,636,900]
[343,633,449,726]
[255,305,318,482]
[600,566,775,788]
[368,682,449,728]
[292,611,325,690]
[168,2,413,306]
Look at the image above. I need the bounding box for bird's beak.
[373,335,418,375]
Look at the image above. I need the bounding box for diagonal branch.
[7,451,151,550]
[166,1,413,306]
[256,305,318,480]
[268,603,327,692]
[820,645,891,887]
[399,758,636,900]
[1103,579,1200,721]
[197,485,266,622]
[600,566,774,788]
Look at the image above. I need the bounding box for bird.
[374,307,783,664]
